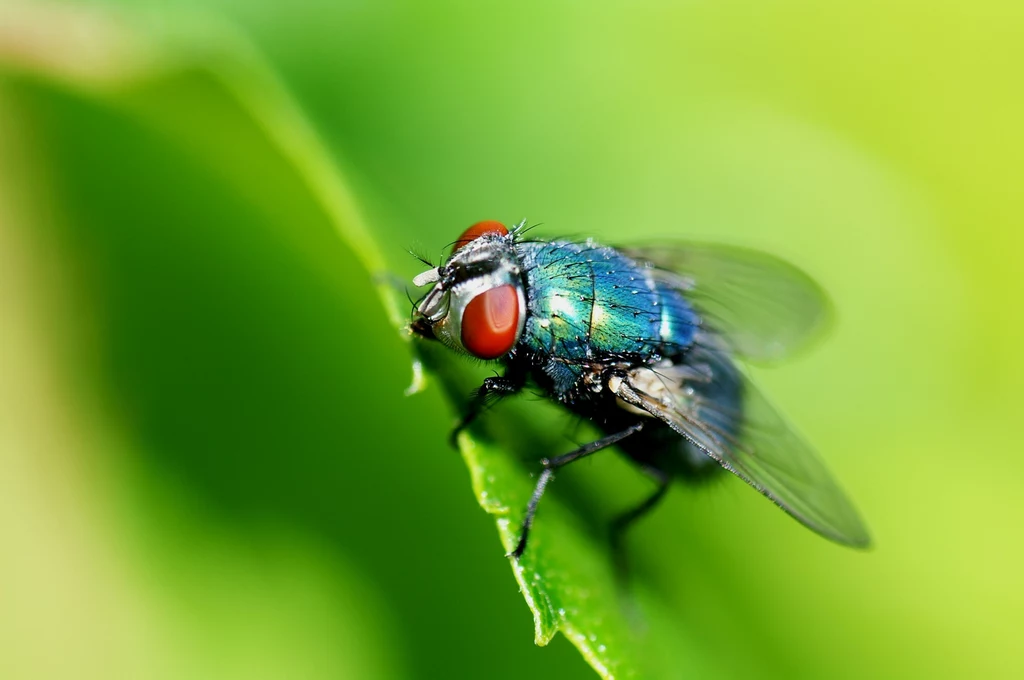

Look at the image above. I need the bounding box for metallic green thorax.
[515,240,699,395]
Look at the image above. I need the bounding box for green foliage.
[3,2,1024,680]
[0,13,667,679]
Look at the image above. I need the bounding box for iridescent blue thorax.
[514,240,699,396]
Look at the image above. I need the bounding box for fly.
[410,219,871,561]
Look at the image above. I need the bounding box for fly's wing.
[612,341,871,547]
[621,243,832,363]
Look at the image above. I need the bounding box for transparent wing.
[621,243,832,363]
[613,339,871,547]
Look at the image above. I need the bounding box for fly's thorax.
[515,240,699,367]
[413,223,527,360]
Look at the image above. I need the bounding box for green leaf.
[459,435,645,679]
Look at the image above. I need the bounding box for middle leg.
[509,421,646,559]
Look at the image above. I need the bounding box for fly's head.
[411,221,527,360]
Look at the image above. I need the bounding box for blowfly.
[410,220,870,560]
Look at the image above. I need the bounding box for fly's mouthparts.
[413,267,442,287]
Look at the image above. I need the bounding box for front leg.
[449,366,527,448]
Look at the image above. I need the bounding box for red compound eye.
[461,284,519,359]
[454,220,508,252]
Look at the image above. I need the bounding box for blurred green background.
[1,1,1021,678]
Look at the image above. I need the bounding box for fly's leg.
[509,422,646,559]
[448,371,526,448]
[609,465,670,585]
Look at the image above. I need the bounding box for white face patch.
[412,233,527,357]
